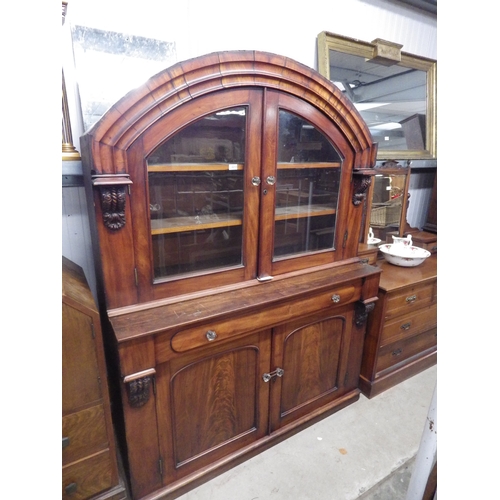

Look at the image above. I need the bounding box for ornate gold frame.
[317,31,436,160]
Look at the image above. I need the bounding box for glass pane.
[148,107,246,280]
[327,49,427,152]
[369,173,406,240]
[274,111,341,260]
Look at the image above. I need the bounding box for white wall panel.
[62,185,97,299]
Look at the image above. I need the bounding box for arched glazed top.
[81,51,377,174]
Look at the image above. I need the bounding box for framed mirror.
[317,32,436,160]
[363,161,411,243]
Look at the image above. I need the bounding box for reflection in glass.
[148,107,246,280]
[369,173,406,239]
[274,111,341,259]
[328,50,427,152]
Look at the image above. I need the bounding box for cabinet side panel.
[120,380,162,498]
[117,337,160,498]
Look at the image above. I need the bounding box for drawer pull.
[392,348,403,357]
[62,436,70,449]
[65,482,78,495]
[331,294,341,303]
[206,330,217,341]
[406,295,417,303]
[400,322,411,331]
[262,367,284,382]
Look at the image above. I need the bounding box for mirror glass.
[369,171,409,242]
[317,32,436,160]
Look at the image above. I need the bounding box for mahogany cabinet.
[62,257,128,500]
[81,51,381,500]
[359,254,437,398]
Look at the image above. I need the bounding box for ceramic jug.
[392,234,413,248]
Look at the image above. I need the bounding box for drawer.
[171,284,358,352]
[380,304,437,347]
[377,327,437,373]
[62,449,113,500]
[62,404,108,466]
[385,280,436,320]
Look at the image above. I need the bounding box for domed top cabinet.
[82,52,381,500]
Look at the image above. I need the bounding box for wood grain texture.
[80,52,382,499]
[62,450,113,500]
[62,404,108,466]
[62,257,124,499]
[359,255,437,398]
[81,52,377,309]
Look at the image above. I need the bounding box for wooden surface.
[62,257,127,500]
[377,253,437,291]
[81,51,377,310]
[81,51,381,500]
[359,254,437,398]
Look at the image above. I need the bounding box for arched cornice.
[82,50,377,174]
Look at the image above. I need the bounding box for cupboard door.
[62,303,102,413]
[269,308,354,432]
[132,88,263,300]
[156,330,271,484]
[258,90,354,278]
[148,107,247,280]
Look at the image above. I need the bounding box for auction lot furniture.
[82,51,381,499]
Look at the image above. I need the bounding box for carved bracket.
[355,300,376,327]
[92,174,132,230]
[123,369,156,408]
[352,171,375,206]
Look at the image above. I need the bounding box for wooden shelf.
[151,213,242,235]
[151,204,335,235]
[277,162,341,169]
[275,204,336,221]
[148,163,244,172]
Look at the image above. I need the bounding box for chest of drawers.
[359,254,437,398]
[62,257,128,500]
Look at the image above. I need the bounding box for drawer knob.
[331,294,341,303]
[65,482,78,495]
[406,295,417,303]
[262,367,284,382]
[400,322,411,331]
[206,330,218,341]
[62,436,70,449]
[392,348,403,357]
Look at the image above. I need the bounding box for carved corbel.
[123,368,156,408]
[352,170,376,206]
[92,174,133,230]
[355,300,376,327]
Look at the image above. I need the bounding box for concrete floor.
[175,365,437,500]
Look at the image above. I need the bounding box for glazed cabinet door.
[269,306,361,432]
[128,88,355,303]
[258,90,352,278]
[155,330,271,485]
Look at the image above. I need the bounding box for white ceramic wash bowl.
[379,243,431,267]
[367,237,382,245]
